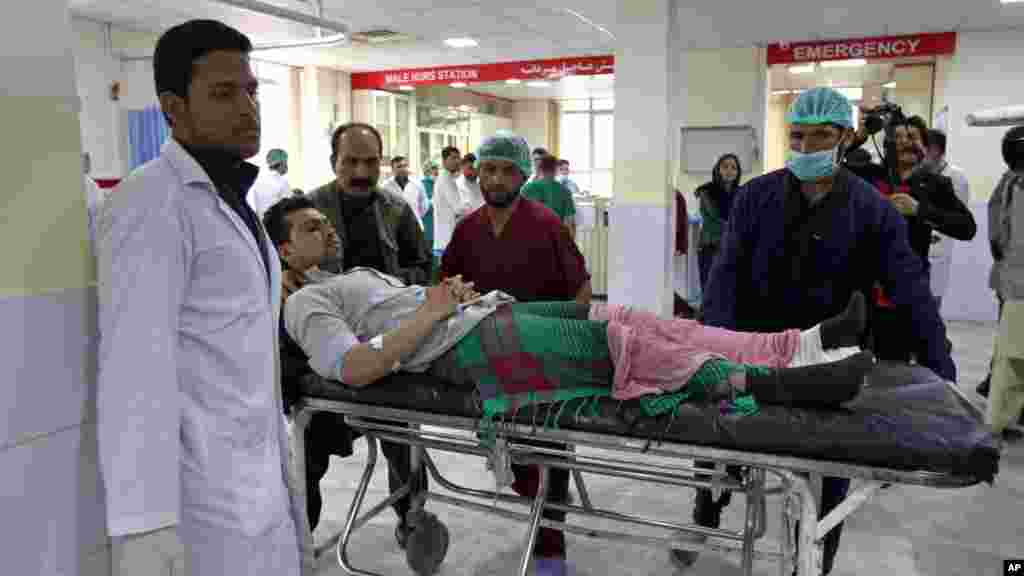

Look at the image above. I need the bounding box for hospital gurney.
[291,362,1001,576]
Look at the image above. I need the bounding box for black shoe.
[976,375,991,398]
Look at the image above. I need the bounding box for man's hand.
[423,283,459,321]
[441,275,481,303]
[890,193,919,216]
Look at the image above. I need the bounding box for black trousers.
[871,306,916,364]
[304,413,427,531]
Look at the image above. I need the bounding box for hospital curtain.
[128,105,169,170]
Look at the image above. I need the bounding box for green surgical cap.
[476,130,532,178]
[787,87,854,129]
[266,148,288,166]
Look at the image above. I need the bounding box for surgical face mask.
[786,146,839,182]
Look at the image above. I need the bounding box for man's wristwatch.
[370,334,384,351]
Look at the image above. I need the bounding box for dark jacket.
[308,181,431,285]
[703,167,956,382]
[849,162,976,268]
[697,154,742,250]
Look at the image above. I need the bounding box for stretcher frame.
[291,381,984,576]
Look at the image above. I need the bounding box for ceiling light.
[788,64,815,74]
[398,85,415,91]
[821,59,867,68]
[444,37,478,48]
[1002,0,1024,4]
[836,86,864,101]
[457,105,473,112]
[505,78,522,85]
[883,81,896,89]
[450,82,468,88]
[526,81,550,88]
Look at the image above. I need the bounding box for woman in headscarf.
[697,153,742,288]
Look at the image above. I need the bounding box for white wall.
[929,28,1021,323]
[71,17,349,187]
[938,28,1024,203]
[73,19,122,178]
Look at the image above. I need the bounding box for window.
[370,91,413,165]
[559,98,614,197]
[252,60,293,174]
[416,104,470,172]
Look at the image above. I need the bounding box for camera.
[861,102,906,137]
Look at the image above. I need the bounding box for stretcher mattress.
[300,362,1000,483]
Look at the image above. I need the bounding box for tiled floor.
[310,321,1023,576]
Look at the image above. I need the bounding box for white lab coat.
[248,169,291,217]
[433,170,468,252]
[929,161,971,301]
[383,176,430,230]
[457,175,485,214]
[97,139,311,576]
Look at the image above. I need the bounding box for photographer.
[845,108,976,364]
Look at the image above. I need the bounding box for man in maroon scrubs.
[440,131,590,575]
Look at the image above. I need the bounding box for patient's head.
[263,196,339,271]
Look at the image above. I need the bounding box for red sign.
[350,55,615,90]
[767,32,956,65]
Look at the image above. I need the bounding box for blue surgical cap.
[787,87,854,129]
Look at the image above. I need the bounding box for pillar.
[0,1,107,575]
[609,0,683,316]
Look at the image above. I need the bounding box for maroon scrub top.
[440,198,590,302]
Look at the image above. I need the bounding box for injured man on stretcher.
[284,264,874,426]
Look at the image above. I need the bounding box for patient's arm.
[286,283,459,388]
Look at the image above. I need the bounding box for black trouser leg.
[380,436,428,522]
[304,416,334,531]
[692,460,738,527]
[819,477,851,575]
[870,307,914,363]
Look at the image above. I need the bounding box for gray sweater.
[284,268,511,382]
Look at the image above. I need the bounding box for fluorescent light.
[836,86,863,101]
[883,81,896,89]
[398,85,415,91]
[821,59,867,68]
[505,78,522,85]
[450,82,468,88]
[788,64,815,74]
[1002,0,1024,4]
[526,81,550,88]
[444,37,478,48]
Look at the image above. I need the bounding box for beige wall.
[676,46,765,208]
[513,99,556,152]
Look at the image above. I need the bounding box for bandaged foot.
[820,292,866,349]
[746,351,875,409]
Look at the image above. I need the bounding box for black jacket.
[847,162,976,268]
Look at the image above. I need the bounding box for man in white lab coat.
[248,148,291,217]
[97,20,309,576]
[457,152,485,214]
[925,129,971,307]
[383,155,430,230]
[432,145,468,257]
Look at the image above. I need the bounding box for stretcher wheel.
[404,509,450,575]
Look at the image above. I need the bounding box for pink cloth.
[593,304,800,400]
